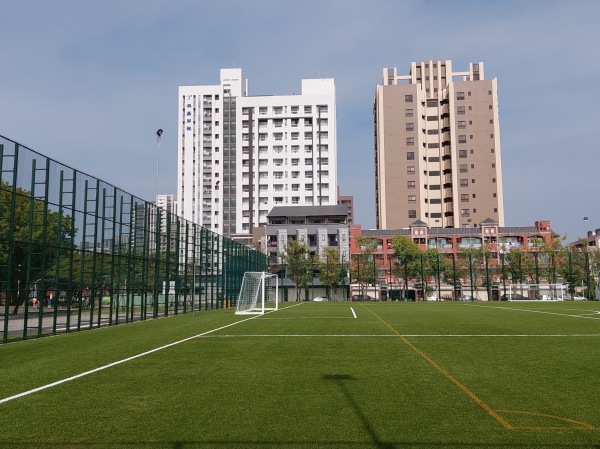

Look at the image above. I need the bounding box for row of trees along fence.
[273,234,599,301]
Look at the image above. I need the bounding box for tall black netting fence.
[0,135,267,343]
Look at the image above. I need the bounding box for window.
[461,209,470,217]
[458,135,467,143]
[426,115,439,121]
[407,152,415,160]
[406,137,414,146]
[429,185,440,190]
[408,210,417,218]
[460,179,468,187]
[428,170,440,176]
[304,118,313,126]
[461,194,469,202]
[407,166,415,174]
[405,94,413,102]
[408,181,416,189]
[457,92,465,100]
[305,158,313,165]
[408,195,416,204]
[427,143,439,148]
[428,157,439,162]
[459,150,467,158]
[273,119,283,127]
[305,145,312,153]
[457,106,465,115]
[458,121,466,129]
[291,171,299,178]
[259,107,267,115]
[304,105,312,113]
[427,129,439,135]
[426,100,437,107]
[291,158,299,166]
[291,106,299,114]
[406,123,414,131]
[405,109,413,117]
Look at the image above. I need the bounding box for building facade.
[350,219,552,299]
[337,187,354,225]
[374,60,504,230]
[178,69,337,240]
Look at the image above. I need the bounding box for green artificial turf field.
[1,301,600,448]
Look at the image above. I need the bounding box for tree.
[315,247,343,300]
[351,236,378,298]
[390,235,421,300]
[282,239,311,302]
[0,182,76,313]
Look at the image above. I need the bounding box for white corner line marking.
[350,307,357,319]
[0,315,263,406]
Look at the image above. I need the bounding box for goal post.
[506,283,567,301]
[235,272,279,315]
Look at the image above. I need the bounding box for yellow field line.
[362,305,513,430]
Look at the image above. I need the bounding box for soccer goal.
[506,283,567,301]
[235,272,279,315]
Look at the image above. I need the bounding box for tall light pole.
[156,129,163,198]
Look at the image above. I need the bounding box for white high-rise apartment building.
[178,69,337,239]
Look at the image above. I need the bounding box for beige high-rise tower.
[374,60,504,229]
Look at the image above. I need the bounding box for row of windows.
[456,90,493,100]
[243,118,328,127]
[242,158,330,167]
[242,105,329,115]
[405,178,497,189]
[242,145,329,154]
[243,131,329,141]
[242,183,329,192]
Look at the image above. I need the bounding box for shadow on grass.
[320,373,599,449]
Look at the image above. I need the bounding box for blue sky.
[1,0,598,241]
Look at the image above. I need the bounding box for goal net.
[506,284,567,301]
[235,272,279,315]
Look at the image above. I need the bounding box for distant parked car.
[352,294,375,302]
[311,296,328,302]
[458,294,474,301]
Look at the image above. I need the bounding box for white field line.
[469,304,600,320]
[200,333,600,338]
[350,307,357,319]
[0,314,265,406]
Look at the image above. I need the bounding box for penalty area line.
[0,315,262,406]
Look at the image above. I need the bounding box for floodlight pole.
[156,129,163,198]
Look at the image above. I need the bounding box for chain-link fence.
[0,135,267,343]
